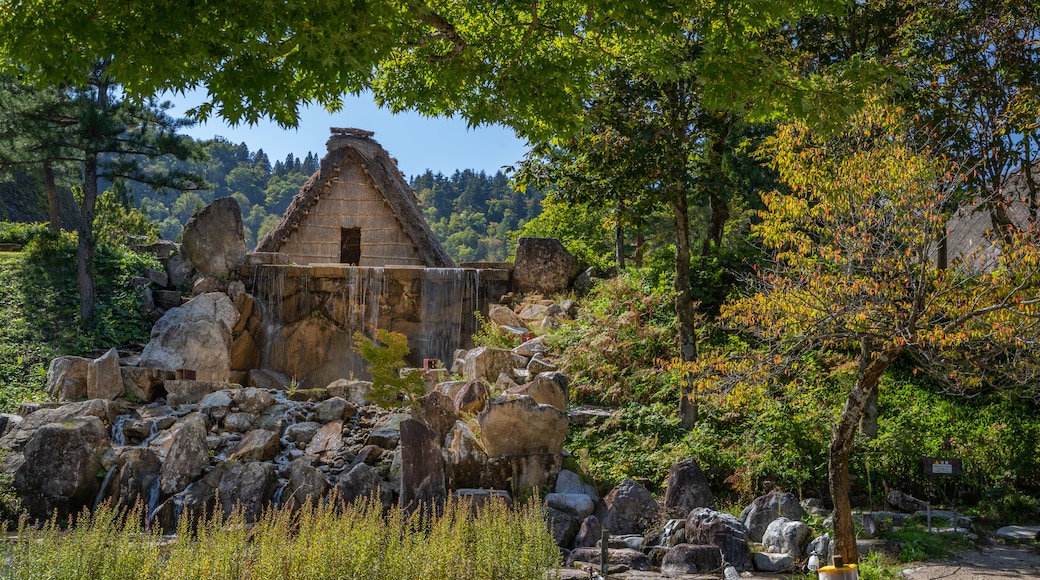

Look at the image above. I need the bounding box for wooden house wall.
[278,164,425,265]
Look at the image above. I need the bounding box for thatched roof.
[255,129,455,268]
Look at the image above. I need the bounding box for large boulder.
[663,458,713,518]
[120,367,169,403]
[477,395,568,457]
[14,416,110,520]
[443,420,487,489]
[304,420,344,462]
[230,429,280,462]
[284,458,330,510]
[462,347,515,384]
[546,506,580,549]
[0,399,120,453]
[661,544,724,576]
[87,348,123,400]
[566,548,651,572]
[685,507,753,571]
[211,461,279,522]
[452,380,489,414]
[512,237,579,294]
[399,418,446,511]
[139,293,239,382]
[762,517,810,559]
[180,197,247,278]
[46,356,89,401]
[597,478,660,535]
[740,491,805,542]
[111,447,162,510]
[156,413,210,496]
[412,392,457,442]
[333,462,390,508]
[506,372,568,411]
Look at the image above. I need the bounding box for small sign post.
[922,456,962,531]
[922,457,962,477]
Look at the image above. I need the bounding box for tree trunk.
[672,194,698,428]
[615,197,626,269]
[78,153,98,323]
[43,162,61,232]
[829,341,897,565]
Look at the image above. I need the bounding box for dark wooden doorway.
[340,227,361,265]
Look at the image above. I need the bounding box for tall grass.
[2,499,560,580]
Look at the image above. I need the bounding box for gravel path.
[899,544,1040,580]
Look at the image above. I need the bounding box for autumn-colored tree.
[694,106,1040,564]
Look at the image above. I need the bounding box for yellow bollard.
[818,555,859,580]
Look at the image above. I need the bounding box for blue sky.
[164,91,530,178]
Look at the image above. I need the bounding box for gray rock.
[46,356,89,401]
[181,197,247,278]
[685,507,752,571]
[740,491,805,542]
[285,421,322,445]
[234,386,275,414]
[333,462,389,507]
[166,380,232,406]
[487,305,524,328]
[598,478,660,535]
[575,515,603,548]
[285,458,330,510]
[555,469,585,495]
[664,458,713,518]
[412,392,457,441]
[546,492,595,519]
[154,289,184,310]
[87,348,123,400]
[808,534,831,559]
[513,336,548,358]
[304,420,344,462]
[120,367,168,403]
[443,420,487,489]
[462,347,515,384]
[762,517,810,558]
[111,447,161,509]
[995,525,1040,542]
[513,237,579,294]
[366,427,400,449]
[399,418,446,511]
[210,460,279,522]
[315,396,355,423]
[230,429,280,462]
[224,412,254,433]
[887,489,928,513]
[139,293,239,382]
[450,488,512,509]
[506,371,568,411]
[661,544,723,576]
[165,253,194,288]
[546,506,580,549]
[14,416,110,520]
[752,552,795,572]
[199,390,233,422]
[527,355,558,375]
[565,547,651,572]
[249,369,292,391]
[452,380,490,414]
[656,518,688,549]
[158,413,209,496]
[0,399,119,453]
[801,497,831,516]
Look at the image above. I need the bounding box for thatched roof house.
[256,128,454,267]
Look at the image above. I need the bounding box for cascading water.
[418,268,479,367]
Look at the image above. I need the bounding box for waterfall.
[418,268,477,367]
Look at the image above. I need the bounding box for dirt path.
[900,544,1040,580]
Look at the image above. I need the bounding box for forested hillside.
[3,136,543,263]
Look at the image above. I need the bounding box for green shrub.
[353,329,425,408]
[0,222,53,246]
